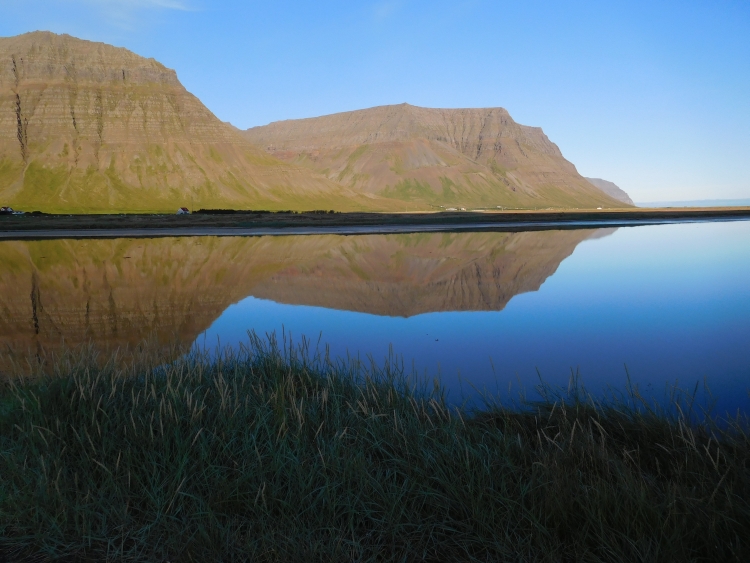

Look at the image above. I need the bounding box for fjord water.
[0,220,748,414]
[198,221,750,415]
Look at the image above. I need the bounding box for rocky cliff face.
[0,32,373,212]
[584,178,634,206]
[0,229,608,368]
[244,104,629,210]
[0,32,629,212]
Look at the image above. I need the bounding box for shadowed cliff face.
[244,104,628,210]
[0,229,611,367]
[0,32,377,212]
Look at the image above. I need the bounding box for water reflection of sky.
[199,221,750,415]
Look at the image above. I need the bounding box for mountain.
[0,32,629,212]
[0,229,608,366]
[584,177,634,206]
[243,104,630,210]
[0,32,377,213]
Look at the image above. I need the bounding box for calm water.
[1,220,748,414]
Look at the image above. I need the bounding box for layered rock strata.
[244,104,630,210]
[0,32,373,212]
[1,32,631,212]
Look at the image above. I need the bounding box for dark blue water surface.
[1,220,747,415]
[197,220,750,416]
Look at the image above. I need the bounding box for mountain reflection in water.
[0,229,604,364]
[1,222,749,416]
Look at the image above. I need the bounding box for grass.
[1,336,748,562]
[382,179,440,203]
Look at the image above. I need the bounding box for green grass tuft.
[1,337,748,562]
[382,178,437,202]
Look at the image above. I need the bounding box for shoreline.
[1,207,749,239]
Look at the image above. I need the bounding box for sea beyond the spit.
[0,219,748,416]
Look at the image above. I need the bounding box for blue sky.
[1,0,748,201]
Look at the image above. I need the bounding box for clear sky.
[1,0,748,201]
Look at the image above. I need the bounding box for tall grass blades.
[1,335,748,562]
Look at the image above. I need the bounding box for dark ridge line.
[1,215,748,242]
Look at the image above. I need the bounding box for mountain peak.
[243,104,626,209]
[0,32,630,212]
[0,32,371,212]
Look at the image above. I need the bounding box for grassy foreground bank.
[1,339,748,562]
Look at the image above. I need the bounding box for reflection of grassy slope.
[0,237,286,362]
[0,230,599,362]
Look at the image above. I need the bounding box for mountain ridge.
[584,177,634,205]
[0,31,380,212]
[2,31,628,212]
[244,103,629,210]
